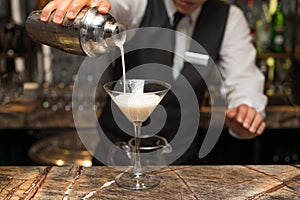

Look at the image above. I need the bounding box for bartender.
[40,0,267,164]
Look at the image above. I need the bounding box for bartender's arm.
[220,5,267,139]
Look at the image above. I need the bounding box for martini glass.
[103,79,170,190]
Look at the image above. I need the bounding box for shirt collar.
[164,0,203,25]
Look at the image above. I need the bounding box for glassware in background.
[41,81,74,112]
[40,49,85,112]
[259,57,292,97]
[104,79,170,190]
[279,81,300,112]
[0,71,23,105]
[275,58,292,83]
[28,130,93,167]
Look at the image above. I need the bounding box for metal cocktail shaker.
[25,7,126,57]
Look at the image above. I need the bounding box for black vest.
[97,0,229,163]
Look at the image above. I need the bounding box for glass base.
[115,172,160,190]
[284,175,300,192]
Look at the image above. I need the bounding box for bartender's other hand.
[225,104,266,139]
[41,0,111,24]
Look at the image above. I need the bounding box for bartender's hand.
[225,104,266,139]
[40,0,111,24]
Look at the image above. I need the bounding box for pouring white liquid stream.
[115,43,126,93]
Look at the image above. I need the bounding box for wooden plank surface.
[0,165,299,199]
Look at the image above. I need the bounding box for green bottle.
[270,0,285,52]
[256,0,271,53]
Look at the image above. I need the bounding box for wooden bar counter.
[0,165,299,199]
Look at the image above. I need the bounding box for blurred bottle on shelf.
[275,58,292,83]
[260,56,292,97]
[0,29,2,54]
[0,17,24,104]
[265,57,276,96]
[3,19,19,73]
[0,25,4,73]
[255,0,271,53]
[244,0,259,44]
[270,0,285,52]
[2,19,30,81]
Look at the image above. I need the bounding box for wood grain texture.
[0,165,299,199]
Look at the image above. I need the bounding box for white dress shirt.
[109,0,268,120]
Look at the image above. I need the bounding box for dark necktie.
[170,12,185,65]
[172,12,185,29]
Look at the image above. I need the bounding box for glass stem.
[133,122,142,176]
